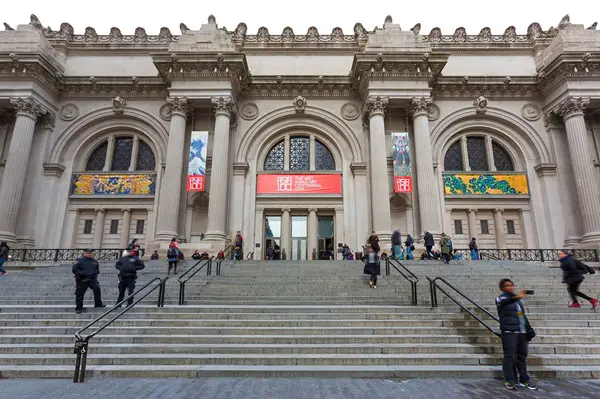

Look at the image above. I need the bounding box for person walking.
[363,247,380,289]
[559,251,598,309]
[391,230,403,260]
[234,231,243,260]
[167,240,179,275]
[496,278,538,391]
[368,231,380,253]
[440,233,452,264]
[404,234,415,260]
[72,249,106,314]
[0,241,9,276]
[423,231,434,259]
[115,248,146,307]
[469,237,479,260]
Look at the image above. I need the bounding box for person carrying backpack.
[167,238,179,275]
[469,237,479,260]
[440,233,452,264]
[559,251,598,309]
[404,235,415,260]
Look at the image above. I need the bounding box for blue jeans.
[393,245,403,260]
[471,250,479,260]
[0,257,6,273]
[405,247,414,260]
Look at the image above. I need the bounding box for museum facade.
[0,14,599,258]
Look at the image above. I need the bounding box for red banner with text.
[257,174,342,195]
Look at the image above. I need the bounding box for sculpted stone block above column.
[212,96,236,118]
[361,96,388,120]
[10,97,47,120]
[554,97,589,121]
[409,97,433,118]
[166,96,188,118]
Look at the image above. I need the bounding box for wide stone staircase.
[0,258,599,379]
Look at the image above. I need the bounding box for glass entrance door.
[264,216,281,259]
[291,216,308,260]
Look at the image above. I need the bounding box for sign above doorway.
[257,174,342,195]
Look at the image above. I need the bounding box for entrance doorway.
[318,216,334,259]
[265,216,281,259]
[291,216,308,260]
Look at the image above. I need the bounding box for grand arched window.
[85,135,156,172]
[263,135,335,171]
[443,135,515,172]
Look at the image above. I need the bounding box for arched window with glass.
[262,135,336,171]
[443,135,515,172]
[85,135,156,172]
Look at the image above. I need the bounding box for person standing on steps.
[72,249,106,314]
[559,251,599,309]
[391,230,403,260]
[234,231,243,261]
[368,231,380,254]
[469,237,479,260]
[127,238,140,258]
[423,231,434,260]
[115,247,146,307]
[363,247,380,289]
[0,241,9,276]
[167,238,179,275]
[439,233,452,264]
[496,278,538,391]
[404,234,415,260]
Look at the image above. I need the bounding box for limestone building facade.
[1,14,600,258]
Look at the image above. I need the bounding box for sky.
[2,0,599,36]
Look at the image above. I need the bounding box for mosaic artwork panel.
[443,173,528,195]
[71,174,156,195]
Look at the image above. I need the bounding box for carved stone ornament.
[59,103,79,121]
[521,103,541,121]
[159,104,171,121]
[282,27,294,41]
[134,27,148,42]
[112,96,127,114]
[180,23,190,35]
[166,96,188,116]
[109,27,123,42]
[473,96,488,114]
[555,97,590,120]
[543,112,562,129]
[84,27,98,42]
[363,96,388,118]
[427,103,441,121]
[353,23,368,39]
[233,23,247,40]
[240,103,259,120]
[341,103,360,120]
[158,27,173,42]
[10,97,47,119]
[212,97,235,117]
[42,112,56,130]
[294,95,307,113]
[410,97,432,117]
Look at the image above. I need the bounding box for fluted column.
[460,136,470,171]
[335,206,345,260]
[155,97,188,241]
[120,208,132,248]
[308,208,318,258]
[229,162,248,239]
[205,97,235,241]
[92,208,106,249]
[411,97,442,236]
[281,208,291,259]
[493,208,506,248]
[467,209,478,239]
[362,96,392,244]
[556,97,600,243]
[544,113,582,245]
[0,98,47,243]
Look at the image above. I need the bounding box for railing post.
[73,340,89,383]
[595,249,599,263]
[178,281,185,306]
[206,259,212,276]
[507,249,512,260]
[540,249,545,263]
[21,249,27,262]
[157,282,164,307]
[385,257,390,276]
[54,249,60,262]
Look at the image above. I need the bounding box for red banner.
[257,174,342,194]
[394,176,413,193]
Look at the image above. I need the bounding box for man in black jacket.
[115,248,146,306]
[559,251,598,309]
[72,249,106,314]
[423,231,434,259]
[496,278,537,391]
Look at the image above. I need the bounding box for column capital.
[95,208,105,213]
[212,96,236,118]
[41,112,56,130]
[166,96,188,118]
[10,97,47,120]
[410,96,433,118]
[281,208,291,213]
[554,97,590,121]
[493,208,504,213]
[121,208,132,213]
[362,96,388,119]
[468,208,478,213]
[308,208,318,213]
[350,161,367,176]
[543,112,562,130]
[232,161,249,176]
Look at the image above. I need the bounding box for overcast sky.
[2,0,599,35]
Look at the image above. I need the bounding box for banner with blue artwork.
[187,131,208,191]
[392,132,412,193]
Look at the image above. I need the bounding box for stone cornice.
[537,53,600,97]
[534,163,557,177]
[0,54,63,97]
[244,75,352,98]
[60,76,168,99]
[432,76,540,100]
[42,162,65,178]
[232,161,249,176]
[350,162,367,176]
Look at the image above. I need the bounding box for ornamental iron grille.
[444,140,463,171]
[290,136,310,170]
[111,137,133,171]
[492,141,514,171]
[315,140,335,170]
[136,141,156,171]
[264,140,285,170]
[86,141,108,171]
[467,137,488,171]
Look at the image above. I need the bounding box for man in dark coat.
[423,231,434,259]
[72,249,106,314]
[391,230,402,260]
[559,251,598,309]
[115,248,146,307]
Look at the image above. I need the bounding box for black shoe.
[504,381,517,390]
[519,381,538,391]
[75,308,83,314]
[95,304,107,308]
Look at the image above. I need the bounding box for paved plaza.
[1,378,599,399]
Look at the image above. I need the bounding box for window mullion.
[460,136,470,171]
[129,136,140,171]
[103,136,115,172]
[309,135,316,171]
[284,135,290,171]
[485,135,496,171]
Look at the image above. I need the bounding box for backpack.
[576,259,596,275]
[167,247,177,259]
[447,239,453,249]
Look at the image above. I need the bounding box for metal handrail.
[385,257,419,305]
[454,248,599,262]
[177,256,213,305]
[246,252,254,260]
[73,276,168,383]
[8,248,145,262]
[427,276,500,337]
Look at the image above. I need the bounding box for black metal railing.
[8,248,146,262]
[427,276,500,337]
[73,276,168,383]
[385,257,419,305]
[177,256,213,305]
[246,252,254,260]
[454,248,599,262]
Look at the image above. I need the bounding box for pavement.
[0,378,599,399]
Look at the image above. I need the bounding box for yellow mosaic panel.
[71,174,156,195]
[443,173,529,195]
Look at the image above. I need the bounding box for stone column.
[308,208,318,259]
[37,163,65,248]
[0,98,47,243]
[335,206,345,260]
[254,207,264,260]
[120,208,132,248]
[544,113,582,246]
[103,136,115,172]
[410,97,443,237]
[284,135,291,170]
[555,97,600,243]
[229,162,248,239]
[460,136,470,171]
[92,208,106,249]
[204,97,235,241]
[309,135,316,170]
[493,208,506,248]
[351,162,369,250]
[519,209,535,248]
[129,136,140,171]
[485,135,496,171]
[155,97,188,241]
[281,208,291,259]
[467,209,478,239]
[362,96,392,244]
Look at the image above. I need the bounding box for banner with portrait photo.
[187,131,208,191]
[392,132,412,193]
